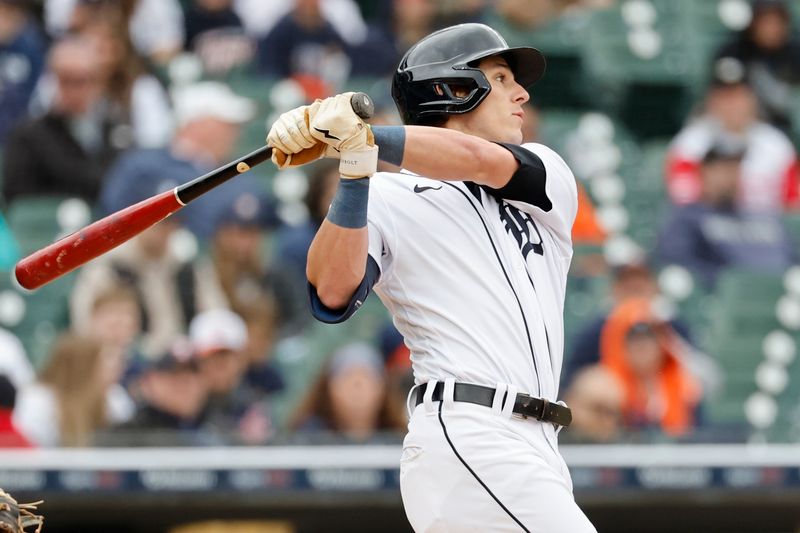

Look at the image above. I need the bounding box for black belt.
[415,382,572,427]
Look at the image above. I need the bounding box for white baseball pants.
[400,380,597,533]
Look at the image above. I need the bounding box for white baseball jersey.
[366,142,577,401]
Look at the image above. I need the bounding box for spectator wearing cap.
[561,260,694,390]
[713,0,800,132]
[665,55,798,212]
[597,299,703,437]
[657,144,794,287]
[289,341,406,442]
[99,80,265,240]
[2,35,124,205]
[187,308,274,442]
[112,338,210,444]
[193,188,303,337]
[0,0,47,145]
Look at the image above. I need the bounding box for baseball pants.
[400,379,597,533]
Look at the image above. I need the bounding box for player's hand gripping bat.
[14,92,374,290]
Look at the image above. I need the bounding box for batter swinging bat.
[14,92,374,291]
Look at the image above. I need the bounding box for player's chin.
[504,128,524,145]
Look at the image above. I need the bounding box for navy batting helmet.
[391,23,546,126]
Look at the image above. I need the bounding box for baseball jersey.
[356,142,577,402]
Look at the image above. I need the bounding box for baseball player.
[268,23,596,532]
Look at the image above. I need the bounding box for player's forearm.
[307,220,369,309]
[373,125,518,188]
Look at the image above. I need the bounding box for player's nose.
[512,81,529,104]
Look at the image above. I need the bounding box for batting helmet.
[391,23,546,126]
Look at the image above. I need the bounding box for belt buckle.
[512,393,532,420]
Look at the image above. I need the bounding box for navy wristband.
[371,125,406,167]
[326,177,370,228]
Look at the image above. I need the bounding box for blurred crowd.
[0,0,799,448]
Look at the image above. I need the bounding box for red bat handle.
[14,189,183,290]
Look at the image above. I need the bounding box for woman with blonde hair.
[14,333,134,447]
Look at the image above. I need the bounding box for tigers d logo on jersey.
[499,202,544,259]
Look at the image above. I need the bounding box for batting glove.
[267,101,337,169]
[309,92,378,179]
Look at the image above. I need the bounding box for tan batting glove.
[267,101,338,169]
[309,92,377,178]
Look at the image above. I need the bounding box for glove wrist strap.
[339,146,378,179]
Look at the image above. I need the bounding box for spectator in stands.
[562,365,624,443]
[0,375,31,447]
[98,80,260,240]
[184,0,243,48]
[183,0,253,75]
[116,339,210,441]
[46,0,184,66]
[257,0,351,92]
[193,189,303,336]
[14,333,135,447]
[235,296,285,443]
[290,342,407,442]
[69,212,192,360]
[188,308,257,442]
[562,260,694,388]
[0,0,47,144]
[2,36,122,205]
[598,298,703,437]
[665,56,798,212]
[235,0,369,46]
[714,0,800,132]
[77,285,144,375]
[657,145,794,288]
[72,5,173,148]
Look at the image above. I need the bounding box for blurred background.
[0,0,800,531]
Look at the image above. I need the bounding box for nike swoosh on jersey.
[313,127,341,141]
[413,184,443,193]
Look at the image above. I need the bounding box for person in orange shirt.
[599,298,702,436]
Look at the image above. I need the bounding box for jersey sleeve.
[489,142,578,253]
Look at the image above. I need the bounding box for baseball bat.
[14,92,374,290]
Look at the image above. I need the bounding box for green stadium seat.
[580,1,705,138]
[486,12,593,108]
[268,296,389,431]
[6,196,75,257]
[624,140,670,249]
[0,270,73,369]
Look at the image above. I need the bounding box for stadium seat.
[6,196,83,256]
[269,296,389,431]
[580,0,705,138]
[0,270,73,369]
[624,139,670,249]
[486,12,592,109]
